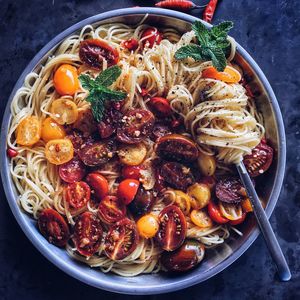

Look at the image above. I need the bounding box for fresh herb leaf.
[175,44,204,61]
[95,86,127,101]
[95,65,122,87]
[79,74,95,90]
[192,21,210,46]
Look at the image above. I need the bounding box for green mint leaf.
[79,74,95,90]
[90,99,105,122]
[211,21,234,39]
[96,86,127,101]
[191,21,210,47]
[95,65,122,87]
[205,47,227,72]
[175,44,204,61]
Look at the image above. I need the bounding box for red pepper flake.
[203,0,219,23]
[155,0,203,11]
[171,118,182,128]
[140,88,149,97]
[7,148,18,158]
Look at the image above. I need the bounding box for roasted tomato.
[173,190,191,215]
[117,179,140,205]
[104,218,139,260]
[160,162,195,191]
[161,240,205,272]
[207,201,229,224]
[215,177,246,204]
[64,181,90,211]
[129,186,155,216]
[244,141,273,177]
[73,212,103,256]
[148,97,172,117]
[45,139,74,165]
[118,143,147,166]
[151,123,171,141]
[141,27,163,48]
[53,64,79,96]
[122,38,139,51]
[219,202,243,221]
[65,130,85,153]
[229,212,247,225]
[85,172,109,201]
[50,98,78,125]
[190,209,213,228]
[73,108,98,135]
[41,117,66,142]
[79,39,119,70]
[156,134,198,163]
[98,107,122,138]
[116,109,155,144]
[156,205,187,251]
[16,116,41,146]
[59,157,86,183]
[98,195,126,224]
[202,66,241,84]
[38,208,70,247]
[187,183,211,210]
[137,214,159,239]
[78,140,116,166]
[122,165,143,180]
[199,176,217,190]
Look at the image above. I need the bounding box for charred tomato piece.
[98,195,126,224]
[129,186,155,216]
[98,107,123,139]
[59,157,86,183]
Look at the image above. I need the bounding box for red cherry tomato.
[229,212,247,225]
[73,212,103,256]
[122,38,139,51]
[79,39,119,70]
[59,157,86,183]
[104,218,139,260]
[215,177,245,204]
[117,179,140,205]
[207,201,229,224]
[98,195,126,224]
[156,205,187,251]
[64,181,90,211]
[148,97,172,117]
[122,165,143,180]
[85,172,109,201]
[38,208,70,247]
[141,27,163,48]
[7,148,18,158]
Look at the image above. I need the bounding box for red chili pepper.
[7,148,18,158]
[203,0,219,23]
[155,0,203,12]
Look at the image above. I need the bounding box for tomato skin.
[215,177,245,204]
[142,27,163,48]
[59,157,86,183]
[64,181,90,211]
[51,98,78,125]
[137,214,159,239]
[16,116,41,146]
[7,148,18,158]
[207,201,229,224]
[148,97,172,117]
[85,172,109,201]
[190,209,213,228]
[41,117,66,142]
[202,66,241,84]
[117,179,140,205]
[53,64,79,96]
[122,165,143,180]
[122,38,139,51]
[38,208,70,247]
[229,212,247,225]
[98,195,126,224]
[45,139,74,165]
[73,212,103,257]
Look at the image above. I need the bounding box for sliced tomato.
[104,218,139,260]
[16,116,41,146]
[229,212,247,225]
[117,179,140,205]
[202,66,242,83]
[122,165,143,180]
[50,98,78,125]
[59,157,86,183]
[85,172,109,201]
[64,181,90,211]
[38,208,70,247]
[190,209,213,228]
[207,201,229,224]
[151,123,172,141]
[215,177,245,204]
[73,108,98,135]
[98,195,126,224]
[45,139,74,165]
[148,97,172,117]
[122,38,139,51]
[141,27,163,48]
[156,205,187,251]
[73,212,103,256]
[218,202,243,221]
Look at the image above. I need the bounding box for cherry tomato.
[104,218,139,260]
[73,108,98,134]
[98,195,126,224]
[118,143,147,166]
[64,181,90,211]
[148,97,172,117]
[16,116,41,146]
[187,183,211,210]
[244,141,273,177]
[156,134,199,163]
[59,157,86,183]
[197,152,216,176]
[156,205,187,251]
[122,38,139,51]
[116,109,155,144]
[215,177,245,204]
[7,148,18,158]
[199,176,217,190]
[241,198,253,213]
[79,39,119,70]
[117,179,140,205]
[229,212,247,225]
[129,186,155,216]
[65,130,85,153]
[207,201,228,224]
[85,172,109,201]
[137,214,159,239]
[219,202,243,221]
[97,107,122,138]
[50,98,78,125]
[122,165,143,180]
[38,208,70,247]
[202,66,242,84]
[45,139,74,165]
[73,212,103,256]
[173,190,191,215]
[141,27,163,48]
[41,117,66,142]
[190,209,213,228]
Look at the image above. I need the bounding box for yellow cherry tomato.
[118,143,147,166]
[202,66,242,83]
[187,183,211,210]
[197,152,216,177]
[45,139,74,165]
[174,190,191,215]
[137,214,159,239]
[41,117,66,142]
[241,198,253,212]
[219,202,243,221]
[50,98,78,125]
[190,209,213,228]
[53,64,79,96]
[16,116,41,146]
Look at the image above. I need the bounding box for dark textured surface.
[0,0,299,299]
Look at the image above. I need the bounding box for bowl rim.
[0,7,286,295]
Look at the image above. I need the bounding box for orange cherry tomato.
[50,98,78,125]
[190,209,213,228]
[202,66,242,83]
[16,116,41,146]
[45,139,74,165]
[117,179,140,205]
[229,212,247,225]
[207,201,228,224]
[41,117,66,142]
[241,198,253,212]
[137,214,159,239]
[53,64,79,96]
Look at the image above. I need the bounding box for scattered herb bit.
[79,66,126,122]
[174,20,233,72]
[203,0,219,23]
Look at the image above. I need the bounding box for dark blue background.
[0,0,299,299]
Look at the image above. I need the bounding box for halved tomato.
[16,116,41,146]
[118,143,147,166]
[59,157,86,183]
[98,195,126,224]
[141,27,163,48]
[173,190,191,215]
[64,181,90,211]
[215,177,245,203]
[148,97,172,117]
[122,165,144,180]
[129,186,155,216]
[190,209,213,228]
[50,98,78,125]
[45,139,74,165]
[41,117,66,142]
[229,212,247,225]
[117,179,140,205]
[218,202,243,221]
[202,66,241,83]
[207,201,228,224]
[85,172,109,201]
